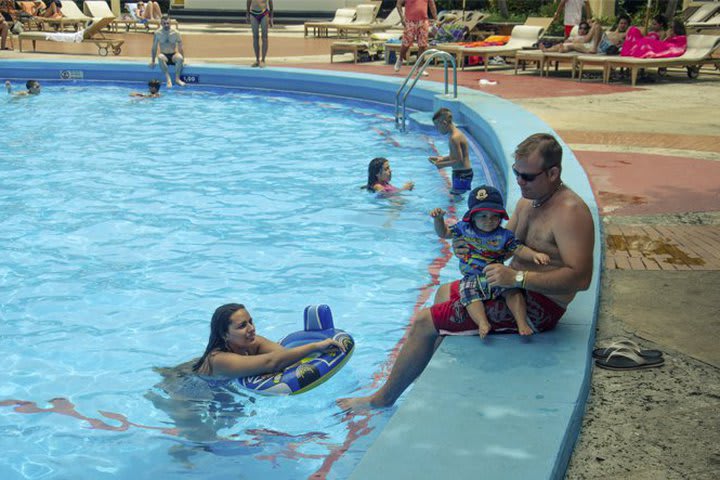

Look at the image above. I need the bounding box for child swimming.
[430,185,550,337]
[365,157,414,196]
[130,79,162,98]
[5,80,41,96]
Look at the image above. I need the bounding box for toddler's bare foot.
[478,321,491,339]
[517,322,534,336]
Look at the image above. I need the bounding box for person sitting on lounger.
[142,0,162,21]
[540,21,595,53]
[150,15,185,88]
[645,14,669,40]
[621,18,687,59]
[592,14,631,55]
[6,80,41,96]
[41,0,62,19]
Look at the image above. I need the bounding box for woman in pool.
[192,303,345,378]
[365,157,414,196]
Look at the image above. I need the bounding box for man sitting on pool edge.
[150,14,185,88]
[337,133,595,411]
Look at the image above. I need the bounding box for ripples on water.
[0,83,486,479]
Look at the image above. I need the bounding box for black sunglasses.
[512,165,551,182]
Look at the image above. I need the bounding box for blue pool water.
[0,83,492,479]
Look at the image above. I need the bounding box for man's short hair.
[432,107,452,122]
[161,14,170,21]
[617,14,631,25]
[514,133,562,169]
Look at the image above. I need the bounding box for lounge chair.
[688,12,720,32]
[338,5,401,37]
[336,4,380,37]
[436,25,545,71]
[514,26,583,78]
[36,1,92,31]
[304,8,355,37]
[18,14,124,55]
[330,38,384,63]
[576,34,720,85]
[685,3,720,24]
[109,2,179,32]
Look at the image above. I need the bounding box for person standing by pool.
[394,0,438,74]
[428,108,473,194]
[150,14,186,88]
[247,0,273,68]
[550,0,593,38]
[193,303,345,378]
[338,133,595,411]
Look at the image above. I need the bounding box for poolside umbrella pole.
[643,0,653,32]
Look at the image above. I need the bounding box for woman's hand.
[316,338,346,353]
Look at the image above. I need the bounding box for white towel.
[44,30,85,43]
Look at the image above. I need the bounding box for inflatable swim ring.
[235,305,355,395]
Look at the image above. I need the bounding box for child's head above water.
[432,107,453,134]
[462,185,508,232]
[366,157,391,190]
[148,79,162,94]
[26,80,41,94]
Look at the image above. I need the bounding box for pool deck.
[3,24,719,480]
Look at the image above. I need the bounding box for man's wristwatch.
[514,270,526,289]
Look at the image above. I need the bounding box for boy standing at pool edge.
[429,108,473,194]
[430,185,550,337]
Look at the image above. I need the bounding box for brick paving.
[604,223,720,271]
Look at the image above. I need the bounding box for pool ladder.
[395,49,458,132]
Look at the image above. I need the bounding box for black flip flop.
[592,339,663,360]
[595,348,665,371]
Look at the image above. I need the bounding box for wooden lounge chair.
[336,4,380,37]
[338,5,401,37]
[36,1,91,31]
[304,8,355,38]
[18,15,124,55]
[436,25,545,71]
[330,38,384,63]
[514,26,583,78]
[576,34,720,85]
[109,2,179,32]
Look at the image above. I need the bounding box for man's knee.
[411,308,438,339]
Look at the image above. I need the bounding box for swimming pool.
[0,81,494,479]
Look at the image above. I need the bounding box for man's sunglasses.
[512,165,552,182]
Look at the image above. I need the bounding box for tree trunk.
[497,0,509,19]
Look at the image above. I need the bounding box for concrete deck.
[2,23,718,480]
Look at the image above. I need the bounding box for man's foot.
[175,77,186,87]
[393,57,402,72]
[259,61,266,68]
[336,395,386,412]
[517,322,534,336]
[165,78,173,88]
[251,61,259,67]
[478,321,491,339]
[421,70,429,77]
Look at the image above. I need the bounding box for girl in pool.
[365,157,414,196]
[193,303,345,378]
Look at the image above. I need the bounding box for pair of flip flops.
[593,339,664,371]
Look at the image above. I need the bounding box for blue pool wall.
[0,60,601,480]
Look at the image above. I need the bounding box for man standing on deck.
[338,133,595,411]
[394,0,437,74]
[150,15,185,88]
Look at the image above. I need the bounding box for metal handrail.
[395,49,457,132]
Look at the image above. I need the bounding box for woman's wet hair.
[365,157,388,191]
[192,303,246,372]
[26,80,39,90]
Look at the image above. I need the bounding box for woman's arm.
[210,338,345,378]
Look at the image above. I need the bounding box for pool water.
[0,83,490,479]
